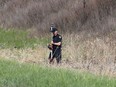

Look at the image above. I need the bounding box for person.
[48,26,62,64]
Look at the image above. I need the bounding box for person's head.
[50,27,58,36]
[53,30,58,36]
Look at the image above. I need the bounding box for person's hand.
[51,41,54,45]
[48,43,53,50]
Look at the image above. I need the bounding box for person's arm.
[51,35,62,46]
[51,41,61,46]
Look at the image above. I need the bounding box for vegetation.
[0,59,116,87]
[0,0,116,82]
[0,0,116,35]
[0,28,50,49]
[0,28,37,48]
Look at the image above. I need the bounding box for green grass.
[0,59,115,87]
[0,28,49,49]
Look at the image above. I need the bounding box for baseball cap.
[50,27,57,32]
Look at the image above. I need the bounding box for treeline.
[0,0,116,34]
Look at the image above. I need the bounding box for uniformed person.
[48,27,62,64]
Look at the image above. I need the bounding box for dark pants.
[49,48,62,64]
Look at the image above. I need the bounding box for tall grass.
[0,59,116,87]
[62,33,116,76]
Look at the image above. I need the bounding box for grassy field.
[0,59,116,87]
[0,28,49,49]
[0,28,116,87]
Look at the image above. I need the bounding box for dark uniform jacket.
[52,34,62,51]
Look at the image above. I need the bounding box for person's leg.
[49,50,55,64]
[56,49,61,64]
[48,52,51,60]
[48,52,51,64]
[56,56,61,64]
[48,51,54,64]
[50,57,55,64]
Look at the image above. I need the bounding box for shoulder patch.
[59,36,62,38]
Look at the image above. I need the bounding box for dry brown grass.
[61,31,116,76]
[0,46,49,64]
[0,0,116,34]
